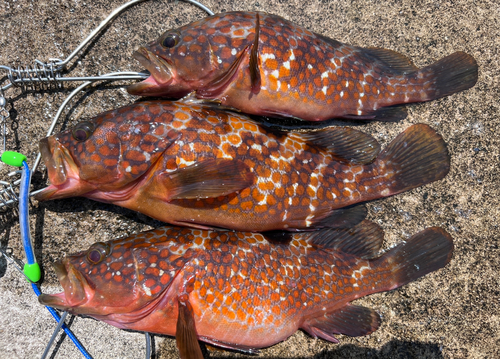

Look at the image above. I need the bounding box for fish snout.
[128,47,173,95]
[39,137,67,186]
[38,260,88,310]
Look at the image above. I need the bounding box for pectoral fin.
[249,13,261,94]
[197,45,252,99]
[176,296,204,359]
[156,159,255,201]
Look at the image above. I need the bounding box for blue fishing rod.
[1,151,93,359]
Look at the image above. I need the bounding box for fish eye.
[72,121,95,142]
[86,242,110,264]
[161,32,180,48]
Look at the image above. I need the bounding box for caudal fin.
[424,51,478,99]
[378,227,454,291]
[377,124,450,196]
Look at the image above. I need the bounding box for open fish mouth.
[128,47,173,95]
[38,260,89,311]
[35,137,93,201]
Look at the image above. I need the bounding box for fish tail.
[419,51,478,100]
[375,123,450,196]
[374,227,454,291]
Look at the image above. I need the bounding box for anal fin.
[343,106,408,122]
[309,220,384,259]
[311,204,367,229]
[302,304,381,342]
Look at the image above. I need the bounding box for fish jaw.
[38,260,92,312]
[35,137,95,201]
[128,47,178,96]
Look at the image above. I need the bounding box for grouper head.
[127,12,257,97]
[35,101,179,202]
[38,228,185,327]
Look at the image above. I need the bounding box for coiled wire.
[0,60,63,92]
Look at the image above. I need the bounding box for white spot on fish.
[283,61,290,70]
[271,69,279,79]
[126,166,132,173]
[322,86,327,95]
[307,64,313,70]
[261,53,276,61]
[231,48,237,56]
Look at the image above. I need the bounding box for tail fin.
[378,227,454,291]
[377,124,450,196]
[423,51,478,99]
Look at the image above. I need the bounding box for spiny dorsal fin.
[363,47,418,74]
[309,220,384,259]
[298,127,381,164]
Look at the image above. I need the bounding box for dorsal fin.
[309,220,384,259]
[297,127,381,164]
[363,47,418,74]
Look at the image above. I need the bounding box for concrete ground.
[0,0,498,358]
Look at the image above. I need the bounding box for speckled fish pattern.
[128,11,478,122]
[36,100,450,232]
[38,222,454,351]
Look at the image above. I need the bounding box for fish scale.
[36,100,450,231]
[128,11,478,122]
[39,221,454,354]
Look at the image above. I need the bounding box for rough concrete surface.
[0,0,498,358]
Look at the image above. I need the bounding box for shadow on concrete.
[208,339,444,359]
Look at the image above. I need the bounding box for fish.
[127,11,478,122]
[35,100,450,232]
[38,221,454,358]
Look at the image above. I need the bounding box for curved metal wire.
[1,0,215,358]
[0,0,214,93]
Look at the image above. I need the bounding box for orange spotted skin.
[38,226,406,348]
[128,11,476,121]
[36,100,432,232]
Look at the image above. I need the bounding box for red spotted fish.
[39,221,454,358]
[127,11,478,122]
[35,100,449,231]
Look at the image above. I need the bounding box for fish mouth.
[35,137,94,201]
[128,47,174,96]
[38,260,89,311]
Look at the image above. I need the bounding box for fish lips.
[35,137,94,201]
[38,260,89,311]
[128,47,173,96]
